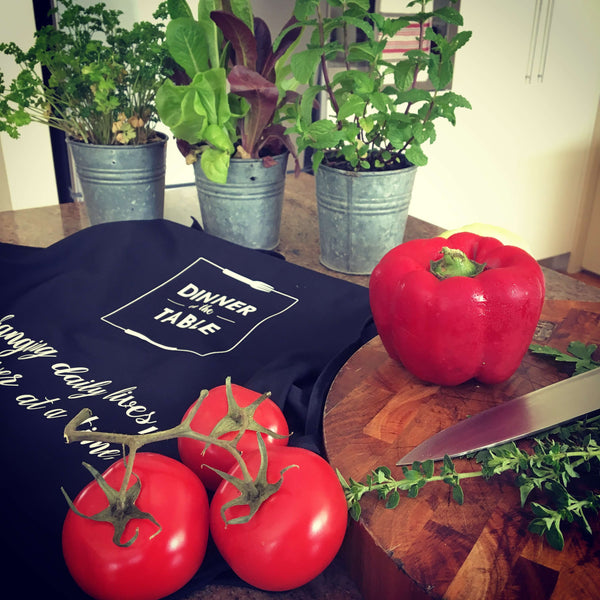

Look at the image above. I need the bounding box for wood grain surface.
[323,299,600,600]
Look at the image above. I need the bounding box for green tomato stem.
[63,390,254,497]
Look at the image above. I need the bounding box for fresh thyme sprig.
[338,414,600,550]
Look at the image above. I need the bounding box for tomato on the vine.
[62,452,209,600]
[178,382,289,490]
[209,445,348,591]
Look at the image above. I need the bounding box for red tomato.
[62,452,209,600]
[178,383,289,490]
[209,446,348,591]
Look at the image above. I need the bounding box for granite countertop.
[2,172,600,303]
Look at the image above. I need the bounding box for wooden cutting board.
[323,299,600,600]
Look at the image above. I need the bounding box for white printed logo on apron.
[102,258,298,356]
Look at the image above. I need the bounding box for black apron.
[0,219,375,598]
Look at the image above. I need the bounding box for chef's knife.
[396,367,600,465]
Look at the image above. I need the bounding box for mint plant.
[0,0,171,145]
[279,0,472,173]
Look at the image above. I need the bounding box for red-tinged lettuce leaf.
[176,138,191,158]
[258,123,300,175]
[211,10,257,70]
[253,17,272,78]
[228,64,279,157]
[261,16,301,82]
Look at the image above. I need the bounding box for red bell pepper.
[369,232,545,386]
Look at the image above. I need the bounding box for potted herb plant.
[281,0,472,274]
[155,0,301,250]
[0,0,172,225]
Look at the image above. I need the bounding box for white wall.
[408,0,600,260]
[0,0,58,210]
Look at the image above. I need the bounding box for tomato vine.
[61,377,293,540]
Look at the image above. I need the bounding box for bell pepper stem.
[430,247,486,280]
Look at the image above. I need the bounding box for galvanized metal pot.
[193,152,288,250]
[67,133,167,225]
[316,163,418,275]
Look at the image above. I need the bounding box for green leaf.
[293,0,320,21]
[304,118,346,148]
[405,142,428,166]
[528,518,547,537]
[337,94,366,120]
[227,0,255,34]
[156,80,206,143]
[412,120,435,144]
[200,146,230,184]
[343,17,375,43]
[347,0,371,12]
[358,115,375,134]
[349,501,362,521]
[403,468,423,481]
[375,465,392,478]
[529,341,600,375]
[291,47,325,84]
[332,69,375,94]
[452,484,464,505]
[379,17,411,38]
[385,490,400,509]
[546,522,565,551]
[422,460,434,478]
[204,123,234,152]
[311,149,324,173]
[433,6,463,26]
[347,40,382,63]
[407,484,420,499]
[166,18,210,77]
[531,502,553,518]
[568,340,598,361]
[166,0,193,19]
[336,468,349,489]
[392,60,415,92]
[519,480,536,507]
[450,31,473,55]
[369,91,390,113]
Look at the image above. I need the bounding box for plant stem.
[63,393,254,488]
[316,4,340,120]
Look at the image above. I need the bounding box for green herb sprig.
[340,361,600,553]
[529,341,600,375]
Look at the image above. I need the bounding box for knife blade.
[396,367,600,465]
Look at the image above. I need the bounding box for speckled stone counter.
[2,172,599,303]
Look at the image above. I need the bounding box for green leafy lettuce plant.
[155,0,301,183]
[279,0,472,173]
[0,0,172,145]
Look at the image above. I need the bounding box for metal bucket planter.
[193,152,288,250]
[316,163,418,275]
[67,133,167,225]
